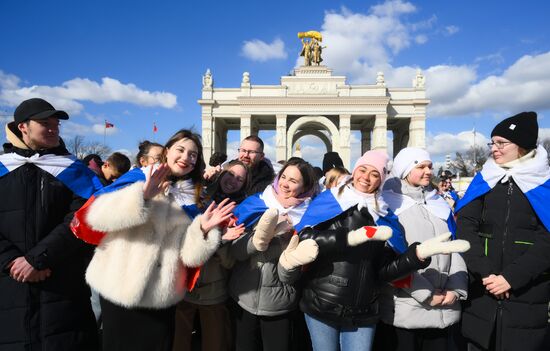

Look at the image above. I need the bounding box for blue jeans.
[304,313,376,351]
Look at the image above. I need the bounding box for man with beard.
[204,135,274,196]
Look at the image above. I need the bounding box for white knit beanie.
[391,147,431,179]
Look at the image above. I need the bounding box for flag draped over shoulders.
[233,185,311,228]
[455,145,550,231]
[71,166,201,245]
[295,181,408,253]
[0,152,103,199]
[382,185,457,237]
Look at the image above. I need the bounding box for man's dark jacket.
[246,159,275,196]
[0,124,98,350]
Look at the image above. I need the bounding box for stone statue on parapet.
[202,69,213,89]
[298,31,325,66]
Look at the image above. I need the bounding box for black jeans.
[233,305,291,351]
[374,322,450,351]
[100,296,175,351]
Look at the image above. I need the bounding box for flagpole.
[104,120,107,146]
[473,122,477,169]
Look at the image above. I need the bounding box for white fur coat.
[85,182,220,309]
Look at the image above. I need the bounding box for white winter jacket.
[85,182,220,309]
[379,180,468,329]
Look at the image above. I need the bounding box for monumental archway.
[198,65,429,168]
[286,116,339,160]
[292,130,332,153]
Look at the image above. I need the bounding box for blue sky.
[1,0,549,167]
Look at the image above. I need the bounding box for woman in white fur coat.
[83,130,236,351]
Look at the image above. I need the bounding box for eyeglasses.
[487,141,512,149]
[146,155,162,162]
[238,148,261,155]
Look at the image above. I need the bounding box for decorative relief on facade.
[288,82,333,95]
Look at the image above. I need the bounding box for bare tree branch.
[66,135,111,159]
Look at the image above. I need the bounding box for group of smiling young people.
[80,111,550,351]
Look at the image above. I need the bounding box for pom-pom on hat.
[352,150,389,183]
[490,111,538,150]
[391,147,432,179]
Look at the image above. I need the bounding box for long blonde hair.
[324,166,350,189]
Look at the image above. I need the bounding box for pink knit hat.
[352,150,389,182]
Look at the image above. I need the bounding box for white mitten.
[252,208,279,251]
[416,232,470,260]
[347,225,393,247]
[279,235,319,270]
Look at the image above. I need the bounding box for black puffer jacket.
[299,205,429,327]
[457,178,550,351]
[0,141,98,350]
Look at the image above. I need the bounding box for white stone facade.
[198,65,429,169]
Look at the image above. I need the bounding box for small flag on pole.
[105,121,114,128]
[153,122,158,133]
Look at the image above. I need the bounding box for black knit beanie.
[490,111,538,150]
[322,152,344,174]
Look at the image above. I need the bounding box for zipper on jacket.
[500,182,513,269]
[497,301,504,351]
[40,176,45,209]
[354,258,367,308]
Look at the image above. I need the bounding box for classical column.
[392,129,410,157]
[361,130,371,154]
[339,114,351,169]
[372,114,388,150]
[275,114,287,162]
[220,128,228,154]
[409,115,426,148]
[202,116,214,165]
[240,114,252,142]
[251,119,259,137]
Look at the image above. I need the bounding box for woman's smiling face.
[278,165,304,198]
[165,138,198,177]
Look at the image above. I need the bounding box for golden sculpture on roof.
[298,31,326,66]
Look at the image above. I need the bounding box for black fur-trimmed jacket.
[298,205,429,327]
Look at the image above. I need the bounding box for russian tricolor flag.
[456,145,550,231]
[0,152,103,199]
[295,184,408,254]
[71,167,201,245]
[233,185,310,229]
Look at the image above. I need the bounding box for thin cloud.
[241,38,288,62]
[60,121,117,137]
[0,70,178,115]
[415,34,428,44]
[371,0,416,17]
[426,130,489,158]
[317,1,425,80]
[92,124,118,135]
[475,52,505,66]
[316,1,550,120]
[444,25,460,36]
[429,51,550,116]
